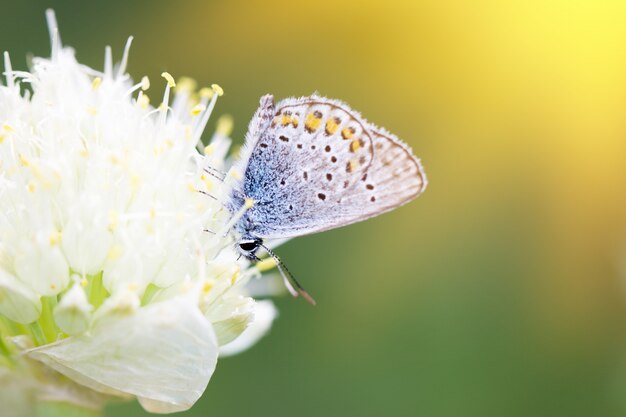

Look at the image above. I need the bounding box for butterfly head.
[236,236,263,260]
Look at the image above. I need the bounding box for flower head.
[0,10,277,414]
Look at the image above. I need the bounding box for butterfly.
[226,94,427,304]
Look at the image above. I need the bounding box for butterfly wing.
[234,95,427,239]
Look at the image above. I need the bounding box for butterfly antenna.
[260,243,316,306]
[203,166,226,182]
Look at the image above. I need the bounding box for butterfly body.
[227,94,427,294]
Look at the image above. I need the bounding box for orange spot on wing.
[325,117,339,135]
[305,113,322,133]
[341,126,355,140]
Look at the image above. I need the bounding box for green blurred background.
[3,1,626,416]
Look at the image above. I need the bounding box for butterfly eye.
[239,240,259,252]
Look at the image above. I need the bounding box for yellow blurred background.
[3,1,626,416]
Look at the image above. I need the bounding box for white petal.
[61,220,113,276]
[208,296,255,345]
[53,282,92,335]
[0,368,36,417]
[219,300,278,357]
[28,296,218,412]
[0,267,41,324]
[14,241,69,296]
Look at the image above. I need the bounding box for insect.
[226,94,427,304]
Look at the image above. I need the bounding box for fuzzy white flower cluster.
[0,11,277,415]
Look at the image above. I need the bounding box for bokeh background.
[3,1,626,416]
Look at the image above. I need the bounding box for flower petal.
[209,295,255,346]
[219,300,278,357]
[0,267,41,324]
[14,240,69,296]
[53,282,92,335]
[28,296,217,412]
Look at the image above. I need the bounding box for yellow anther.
[161,72,176,88]
[191,103,206,116]
[50,283,57,290]
[49,230,62,246]
[204,143,215,156]
[187,181,196,192]
[305,112,322,132]
[202,280,213,294]
[228,168,242,180]
[201,174,214,191]
[130,174,141,190]
[2,123,14,132]
[244,198,255,209]
[108,211,119,231]
[256,257,277,272]
[107,245,123,261]
[149,207,156,219]
[18,154,29,166]
[217,114,234,136]
[86,106,97,116]
[137,92,150,109]
[79,148,89,158]
[80,278,88,288]
[26,181,36,193]
[0,134,4,144]
[91,77,102,90]
[350,140,361,152]
[230,267,241,285]
[175,77,197,92]
[199,87,214,99]
[28,163,43,180]
[140,76,150,90]
[211,84,224,96]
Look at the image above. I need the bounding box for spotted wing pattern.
[236,95,427,239]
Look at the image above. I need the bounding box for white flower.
[0,10,277,414]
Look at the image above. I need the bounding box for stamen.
[158,72,176,127]
[221,198,254,236]
[3,52,14,89]
[91,77,102,90]
[255,257,277,272]
[211,84,224,97]
[141,76,150,90]
[191,84,222,145]
[191,104,206,116]
[175,77,197,93]
[216,115,233,136]
[137,91,150,109]
[117,36,134,78]
[104,46,113,78]
[45,9,61,59]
